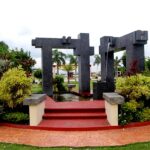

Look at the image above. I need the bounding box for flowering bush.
[116,74,150,125]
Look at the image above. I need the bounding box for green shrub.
[116,74,150,101]
[116,74,150,125]
[119,100,141,125]
[53,75,66,92]
[0,67,32,108]
[33,69,42,79]
[1,112,29,124]
[138,108,150,122]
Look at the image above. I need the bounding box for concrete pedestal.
[23,94,46,126]
[103,92,124,126]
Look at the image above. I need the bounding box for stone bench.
[103,92,124,126]
[23,94,46,126]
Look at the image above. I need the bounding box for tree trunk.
[57,65,59,75]
[67,71,70,83]
[75,66,77,82]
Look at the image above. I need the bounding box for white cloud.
[0,0,149,67]
[33,57,41,69]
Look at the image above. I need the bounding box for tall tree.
[0,59,11,79]
[34,69,42,79]
[62,64,73,83]
[0,41,10,59]
[121,52,126,68]
[0,41,9,52]
[0,42,12,77]
[52,49,66,74]
[114,56,121,77]
[67,54,78,81]
[10,48,36,76]
[93,54,101,69]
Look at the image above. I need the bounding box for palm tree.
[52,49,66,75]
[114,56,121,77]
[62,64,73,83]
[93,54,101,69]
[67,54,78,81]
[121,52,126,68]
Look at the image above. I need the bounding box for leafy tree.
[0,42,36,77]
[52,49,66,75]
[68,54,77,65]
[10,48,36,76]
[0,41,9,52]
[63,64,73,83]
[121,52,126,68]
[0,42,12,78]
[114,56,121,77]
[67,54,78,81]
[0,59,12,79]
[93,54,101,69]
[33,69,42,79]
[0,41,11,60]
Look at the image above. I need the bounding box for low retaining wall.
[23,94,46,126]
[103,92,124,126]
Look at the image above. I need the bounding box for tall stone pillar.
[32,39,53,96]
[101,53,106,82]
[41,46,53,96]
[78,33,94,95]
[100,36,115,83]
[106,51,114,82]
[126,45,145,73]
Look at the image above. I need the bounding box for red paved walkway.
[0,125,150,147]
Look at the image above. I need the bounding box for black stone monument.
[32,33,94,96]
[93,30,148,99]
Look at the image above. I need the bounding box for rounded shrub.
[53,75,66,92]
[0,67,32,108]
[1,112,29,124]
[33,69,42,79]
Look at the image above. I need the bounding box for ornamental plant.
[53,75,66,92]
[0,67,32,108]
[116,74,150,125]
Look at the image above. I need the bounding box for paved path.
[0,125,150,147]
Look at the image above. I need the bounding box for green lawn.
[31,80,94,94]
[31,84,42,94]
[66,80,94,92]
[0,142,150,150]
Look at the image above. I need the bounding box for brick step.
[43,112,107,119]
[38,118,109,130]
[45,107,105,113]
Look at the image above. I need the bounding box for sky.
[0,0,150,70]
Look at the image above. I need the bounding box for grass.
[0,142,150,150]
[31,80,94,94]
[66,80,94,92]
[31,84,42,94]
